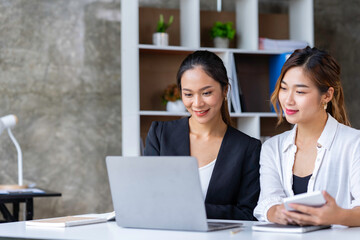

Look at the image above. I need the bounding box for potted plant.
[210,21,236,48]
[162,84,186,112]
[153,14,174,46]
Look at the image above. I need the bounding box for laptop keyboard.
[207,221,242,230]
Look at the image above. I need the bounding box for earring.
[323,102,328,110]
[224,97,228,101]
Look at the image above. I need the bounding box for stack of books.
[26,211,115,227]
[259,37,308,51]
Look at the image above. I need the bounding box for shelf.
[139,44,290,55]
[140,111,190,117]
[139,111,278,118]
[122,0,312,155]
[230,112,278,118]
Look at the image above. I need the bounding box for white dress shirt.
[199,159,216,198]
[254,114,360,221]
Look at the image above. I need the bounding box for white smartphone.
[284,191,326,211]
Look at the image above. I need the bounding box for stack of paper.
[259,38,308,51]
[26,211,115,228]
[0,188,45,194]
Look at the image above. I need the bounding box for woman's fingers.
[288,203,318,215]
[283,210,317,225]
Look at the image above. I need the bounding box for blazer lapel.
[167,117,190,156]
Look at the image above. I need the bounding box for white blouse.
[254,114,360,222]
[199,159,216,198]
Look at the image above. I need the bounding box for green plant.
[156,14,174,32]
[161,84,181,105]
[210,21,236,40]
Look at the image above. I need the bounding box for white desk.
[0,220,358,240]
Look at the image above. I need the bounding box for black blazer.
[144,117,261,220]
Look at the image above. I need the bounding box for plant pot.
[213,37,229,48]
[166,100,186,112]
[153,32,169,46]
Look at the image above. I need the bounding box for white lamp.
[0,114,26,189]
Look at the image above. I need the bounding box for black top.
[292,174,312,195]
[144,117,261,220]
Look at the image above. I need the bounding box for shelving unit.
[121,0,314,156]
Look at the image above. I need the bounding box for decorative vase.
[153,32,169,46]
[166,100,186,112]
[213,37,229,48]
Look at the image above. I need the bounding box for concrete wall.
[314,0,360,128]
[0,0,121,219]
[0,0,359,220]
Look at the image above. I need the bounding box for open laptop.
[106,156,242,232]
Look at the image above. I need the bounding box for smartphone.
[284,191,326,211]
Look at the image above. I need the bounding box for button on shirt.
[254,114,360,222]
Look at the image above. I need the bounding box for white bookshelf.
[121,0,313,156]
[139,44,290,55]
[139,111,278,118]
[121,0,139,156]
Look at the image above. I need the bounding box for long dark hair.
[176,50,231,126]
[271,46,350,126]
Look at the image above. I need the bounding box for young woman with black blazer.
[144,50,261,220]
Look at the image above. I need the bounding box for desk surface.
[0,188,62,222]
[0,188,61,200]
[0,220,358,240]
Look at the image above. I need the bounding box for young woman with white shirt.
[254,47,360,226]
[144,50,261,220]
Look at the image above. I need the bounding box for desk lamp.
[0,114,25,189]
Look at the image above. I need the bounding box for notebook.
[252,223,331,233]
[106,156,242,232]
[26,212,115,228]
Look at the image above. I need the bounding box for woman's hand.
[267,204,297,225]
[283,191,343,226]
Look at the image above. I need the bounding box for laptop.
[106,156,243,232]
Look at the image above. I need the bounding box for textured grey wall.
[315,0,360,128]
[0,0,121,219]
[0,0,359,220]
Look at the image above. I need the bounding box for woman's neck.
[296,112,328,143]
[189,114,227,137]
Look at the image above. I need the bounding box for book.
[259,38,308,51]
[217,51,241,114]
[26,211,115,228]
[252,223,331,233]
[269,52,292,112]
[229,52,242,113]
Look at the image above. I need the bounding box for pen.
[230,228,242,235]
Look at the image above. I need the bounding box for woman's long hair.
[271,46,350,126]
[176,50,231,126]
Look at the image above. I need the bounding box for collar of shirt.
[282,113,338,153]
[281,114,339,195]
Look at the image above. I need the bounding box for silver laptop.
[106,156,242,232]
